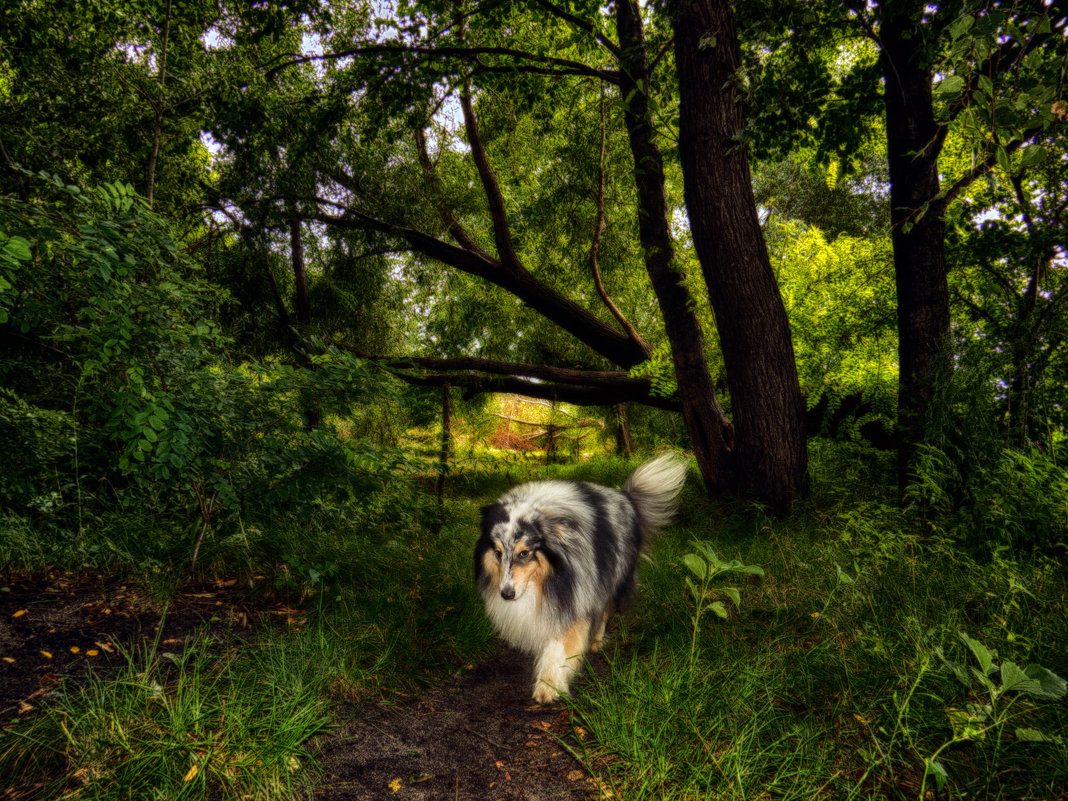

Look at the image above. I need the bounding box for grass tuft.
[1,632,329,800]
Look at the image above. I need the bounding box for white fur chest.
[482,588,563,654]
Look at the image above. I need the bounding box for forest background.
[0,0,1067,798]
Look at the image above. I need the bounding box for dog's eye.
[494,548,503,561]
[518,549,531,561]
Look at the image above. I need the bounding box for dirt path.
[0,574,602,801]
[314,647,601,801]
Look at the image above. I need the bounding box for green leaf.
[835,564,854,584]
[935,75,965,96]
[925,757,948,791]
[1000,660,1043,695]
[949,14,975,40]
[721,587,741,608]
[936,647,971,688]
[1015,727,1063,744]
[960,632,996,675]
[3,236,32,261]
[1018,144,1045,169]
[971,666,998,692]
[683,553,707,580]
[995,145,1011,173]
[1022,664,1067,701]
[947,705,987,741]
[709,601,728,620]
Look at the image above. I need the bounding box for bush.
[0,175,420,572]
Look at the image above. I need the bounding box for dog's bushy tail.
[624,452,689,537]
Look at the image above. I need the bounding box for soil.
[0,573,606,801]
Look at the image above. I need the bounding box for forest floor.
[0,571,603,800]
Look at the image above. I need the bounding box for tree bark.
[290,215,312,327]
[877,0,952,491]
[289,214,320,427]
[615,403,635,456]
[436,381,452,505]
[319,203,651,369]
[670,0,808,509]
[145,0,171,207]
[615,0,734,495]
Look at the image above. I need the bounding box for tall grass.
[564,444,1068,800]
[0,632,329,800]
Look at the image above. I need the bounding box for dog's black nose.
[500,587,515,600]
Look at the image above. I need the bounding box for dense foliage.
[0,0,1066,797]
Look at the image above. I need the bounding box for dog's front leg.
[532,619,590,703]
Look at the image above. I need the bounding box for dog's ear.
[543,515,575,540]
[480,502,508,537]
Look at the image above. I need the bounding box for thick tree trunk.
[615,0,734,495]
[878,0,952,492]
[670,0,808,509]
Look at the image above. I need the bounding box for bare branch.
[378,354,647,387]
[391,369,682,411]
[415,125,492,258]
[588,92,652,355]
[265,43,620,84]
[936,137,1032,213]
[529,0,621,56]
[312,198,652,368]
[459,81,522,270]
[648,36,675,74]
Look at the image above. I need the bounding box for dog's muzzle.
[500,587,516,601]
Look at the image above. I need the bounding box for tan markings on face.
[481,548,502,587]
[509,542,547,594]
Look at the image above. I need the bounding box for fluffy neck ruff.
[480,584,565,654]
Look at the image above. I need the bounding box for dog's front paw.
[532,683,561,704]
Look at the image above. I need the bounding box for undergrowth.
[565,442,1068,800]
[1,442,1066,799]
[0,630,329,800]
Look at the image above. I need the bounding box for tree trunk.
[289,215,320,427]
[436,381,452,504]
[615,0,734,495]
[670,0,808,510]
[290,216,312,327]
[615,403,635,456]
[145,0,171,207]
[877,0,952,492]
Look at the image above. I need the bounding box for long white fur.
[480,580,556,654]
[625,452,690,535]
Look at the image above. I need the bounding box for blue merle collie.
[475,453,688,703]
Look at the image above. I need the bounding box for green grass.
[1,631,330,800]
[2,444,1066,800]
[562,450,1068,800]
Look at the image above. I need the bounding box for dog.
[474,453,688,703]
